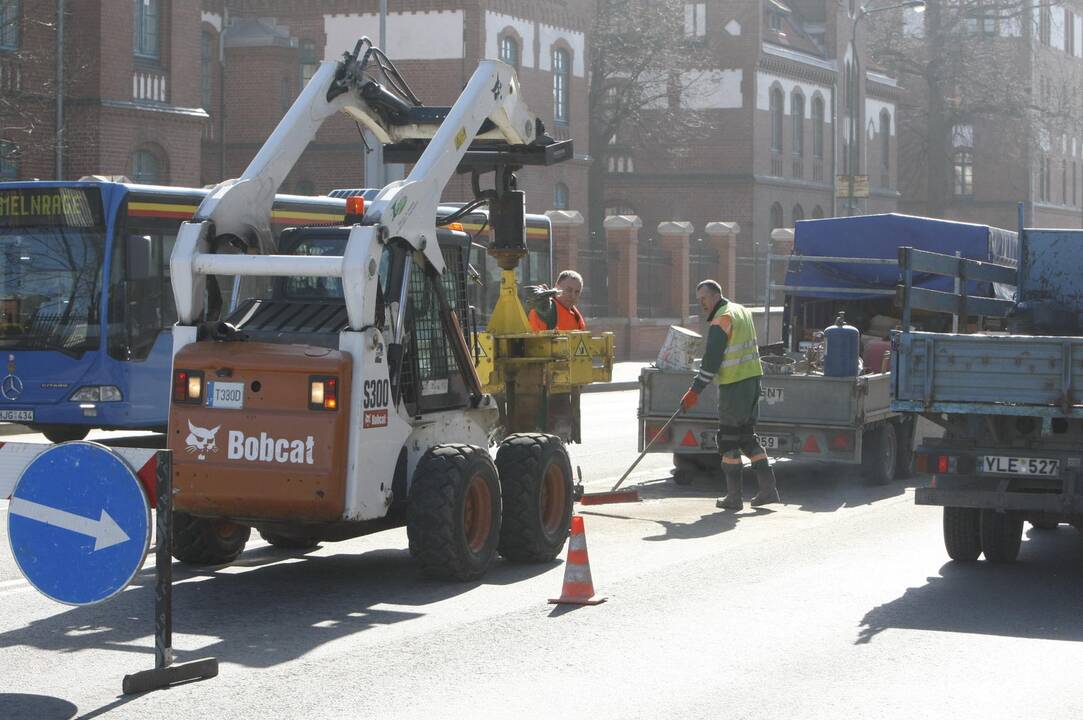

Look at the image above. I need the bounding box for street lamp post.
[847,0,925,216]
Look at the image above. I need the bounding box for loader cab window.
[283,235,345,299]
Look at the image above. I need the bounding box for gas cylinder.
[824,312,860,377]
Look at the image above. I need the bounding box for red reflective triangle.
[680,430,699,447]
[803,435,821,453]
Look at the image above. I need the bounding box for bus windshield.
[0,187,105,355]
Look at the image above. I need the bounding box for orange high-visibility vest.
[529,300,586,331]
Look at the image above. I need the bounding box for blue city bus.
[0,180,346,441]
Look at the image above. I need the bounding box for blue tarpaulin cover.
[785,213,1018,300]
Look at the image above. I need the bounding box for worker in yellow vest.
[680,280,780,510]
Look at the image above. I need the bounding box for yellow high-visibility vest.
[709,301,763,385]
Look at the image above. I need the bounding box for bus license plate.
[980,456,1060,476]
[207,381,244,410]
[761,435,781,450]
[0,409,33,422]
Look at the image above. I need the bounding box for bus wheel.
[41,425,90,444]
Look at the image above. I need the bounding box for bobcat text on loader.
[162,39,589,581]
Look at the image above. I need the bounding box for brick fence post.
[656,221,693,323]
[545,210,585,281]
[704,222,741,300]
[603,215,641,318]
[768,228,795,306]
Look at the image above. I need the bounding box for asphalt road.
[1,391,1081,719]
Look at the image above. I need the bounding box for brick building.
[604,0,901,305]
[891,3,1083,231]
[0,0,209,185]
[201,0,592,217]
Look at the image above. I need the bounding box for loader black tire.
[258,529,320,550]
[496,433,574,563]
[943,506,981,562]
[171,512,250,566]
[861,422,897,486]
[407,444,501,581]
[980,509,1023,563]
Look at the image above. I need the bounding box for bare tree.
[867,0,1078,218]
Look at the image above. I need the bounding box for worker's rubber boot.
[716,464,744,510]
[750,461,780,506]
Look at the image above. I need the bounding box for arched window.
[812,96,825,159]
[769,201,784,230]
[792,204,805,222]
[134,0,160,59]
[1,1,21,50]
[131,149,162,184]
[0,140,16,179]
[499,34,519,67]
[553,48,570,123]
[812,205,825,219]
[770,86,783,152]
[201,31,214,110]
[953,150,974,197]
[880,110,891,170]
[791,91,804,156]
[554,182,569,210]
[300,39,318,88]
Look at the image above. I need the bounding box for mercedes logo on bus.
[2,374,24,400]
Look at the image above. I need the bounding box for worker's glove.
[524,284,559,307]
[680,388,700,412]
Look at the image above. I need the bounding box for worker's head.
[695,280,723,314]
[555,270,584,310]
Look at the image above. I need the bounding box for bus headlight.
[70,385,123,402]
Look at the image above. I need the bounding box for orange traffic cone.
[548,515,606,605]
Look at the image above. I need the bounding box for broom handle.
[610,407,684,492]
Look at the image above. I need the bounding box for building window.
[300,39,319,88]
[770,13,782,30]
[281,77,293,115]
[880,111,891,170]
[499,34,519,67]
[770,87,783,153]
[131,149,161,184]
[791,92,804,156]
[685,3,706,37]
[0,140,16,178]
[1062,159,1068,204]
[1074,161,1078,206]
[1040,7,1052,46]
[792,204,805,222]
[296,179,315,195]
[0,0,18,50]
[554,182,569,210]
[812,96,824,159]
[769,202,784,230]
[952,150,973,197]
[812,205,825,219]
[201,31,214,110]
[553,48,569,124]
[133,0,160,60]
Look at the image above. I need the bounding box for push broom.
[579,407,683,506]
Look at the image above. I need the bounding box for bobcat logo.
[185,420,221,461]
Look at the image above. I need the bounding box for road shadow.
[0,694,78,720]
[857,526,1083,644]
[0,543,553,671]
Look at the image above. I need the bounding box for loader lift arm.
[171,37,570,325]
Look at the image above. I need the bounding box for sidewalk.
[582,361,652,393]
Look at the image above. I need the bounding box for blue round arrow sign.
[7,442,151,605]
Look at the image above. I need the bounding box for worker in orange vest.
[526,270,587,331]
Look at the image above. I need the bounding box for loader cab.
[223,224,477,417]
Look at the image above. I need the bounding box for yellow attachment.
[478,330,614,395]
[486,269,533,335]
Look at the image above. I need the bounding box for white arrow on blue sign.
[7,442,151,605]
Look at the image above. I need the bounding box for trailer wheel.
[894,417,917,479]
[672,454,719,485]
[407,444,501,580]
[258,529,320,550]
[861,423,897,485]
[980,509,1023,563]
[171,512,250,566]
[40,425,90,444]
[943,507,981,561]
[495,433,573,563]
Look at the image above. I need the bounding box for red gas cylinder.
[862,339,892,373]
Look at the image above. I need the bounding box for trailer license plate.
[0,409,33,422]
[981,456,1060,476]
[207,381,244,410]
[761,435,781,450]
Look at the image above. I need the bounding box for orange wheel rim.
[540,462,567,536]
[464,473,492,553]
